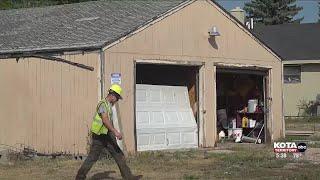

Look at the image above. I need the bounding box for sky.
[215,0,319,23]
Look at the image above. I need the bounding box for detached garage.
[0,0,284,154]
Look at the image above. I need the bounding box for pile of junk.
[217,98,265,144]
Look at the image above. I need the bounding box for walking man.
[76,84,140,180]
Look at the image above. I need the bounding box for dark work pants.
[76,132,133,180]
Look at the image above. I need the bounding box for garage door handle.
[202,110,207,114]
[166,138,169,146]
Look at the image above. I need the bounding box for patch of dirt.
[283,162,300,169]
[302,148,320,163]
[207,149,234,154]
[215,142,267,150]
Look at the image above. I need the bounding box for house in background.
[254,23,320,117]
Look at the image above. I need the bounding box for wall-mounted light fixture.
[208,26,220,36]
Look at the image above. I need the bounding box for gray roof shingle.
[0,0,185,54]
[254,23,320,61]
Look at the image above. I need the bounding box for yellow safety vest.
[90,99,113,135]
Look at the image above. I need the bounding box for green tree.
[0,0,95,10]
[318,1,320,23]
[0,0,14,10]
[244,0,303,25]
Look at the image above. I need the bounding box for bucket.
[248,99,258,113]
[233,128,243,139]
[218,131,226,140]
[249,119,256,128]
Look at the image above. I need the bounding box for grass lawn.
[285,117,320,132]
[1,143,320,180]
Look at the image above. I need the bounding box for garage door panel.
[136,111,150,125]
[136,85,190,108]
[136,111,194,126]
[167,132,180,145]
[136,109,195,126]
[163,90,175,103]
[151,111,165,124]
[136,89,147,102]
[182,132,197,144]
[154,133,166,145]
[181,111,194,123]
[165,111,180,123]
[137,126,197,131]
[150,89,161,102]
[137,132,166,151]
[136,84,198,151]
[137,134,150,146]
[137,131,197,151]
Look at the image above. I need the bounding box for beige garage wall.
[0,53,99,154]
[103,0,283,152]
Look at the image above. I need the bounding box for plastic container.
[232,119,236,129]
[218,131,226,140]
[242,116,249,128]
[248,99,258,113]
[249,119,256,128]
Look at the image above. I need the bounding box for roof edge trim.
[0,44,102,57]
[283,60,320,64]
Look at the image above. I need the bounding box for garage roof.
[0,0,184,55]
[254,23,320,61]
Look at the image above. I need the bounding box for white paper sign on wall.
[111,73,121,85]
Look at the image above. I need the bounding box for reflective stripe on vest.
[90,99,112,135]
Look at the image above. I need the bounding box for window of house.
[284,66,301,83]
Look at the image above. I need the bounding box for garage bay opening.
[135,63,199,151]
[216,68,268,144]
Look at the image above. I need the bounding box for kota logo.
[274,142,297,149]
[273,142,307,153]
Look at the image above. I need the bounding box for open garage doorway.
[216,67,269,144]
[135,63,200,151]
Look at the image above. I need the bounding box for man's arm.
[101,113,122,140]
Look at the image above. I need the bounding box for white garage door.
[136,84,198,151]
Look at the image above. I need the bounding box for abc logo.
[297,143,307,152]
